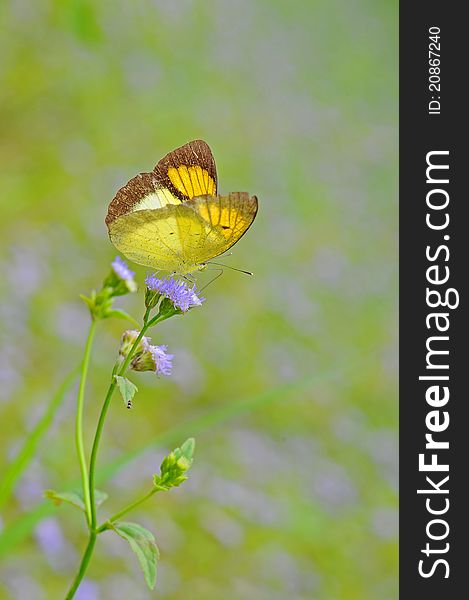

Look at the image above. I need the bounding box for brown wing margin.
[152,139,218,201]
[105,172,157,226]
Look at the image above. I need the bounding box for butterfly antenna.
[182,273,197,285]
[199,268,224,292]
[207,261,253,276]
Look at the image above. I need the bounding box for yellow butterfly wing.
[108,193,258,274]
[154,139,218,200]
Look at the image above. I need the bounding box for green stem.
[88,380,116,531]
[88,331,145,529]
[67,308,165,597]
[64,531,96,599]
[0,366,80,510]
[75,320,97,527]
[88,307,162,530]
[96,488,159,532]
[0,369,321,560]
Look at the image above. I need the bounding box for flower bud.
[119,330,150,361]
[82,258,137,320]
[145,286,161,310]
[153,438,195,490]
[103,256,137,296]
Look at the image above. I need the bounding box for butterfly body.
[106,141,257,275]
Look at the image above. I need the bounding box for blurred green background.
[0,1,397,598]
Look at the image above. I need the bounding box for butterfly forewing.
[153,139,218,201]
[106,140,218,227]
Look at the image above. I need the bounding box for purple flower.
[145,275,205,312]
[130,343,174,376]
[150,344,174,376]
[112,256,134,280]
[111,256,137,293]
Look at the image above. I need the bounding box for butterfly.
[105,140,258,275]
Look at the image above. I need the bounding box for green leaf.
[79,294,95,310]
[0,373,316,557]
[93,490,109,506]
[177,437,195,462]
[112,522,159,589]
[115,376,138,408]
[44,489,108,511]
[105,309,140,327]
[44,490,85,511]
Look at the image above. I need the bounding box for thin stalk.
[64,531,97,599]
[96,488,159,532]
[0,370,319,559]
[88,307,165,529]
[88,321,149,529]
[68,308,165,597]
[75,320,97,527]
